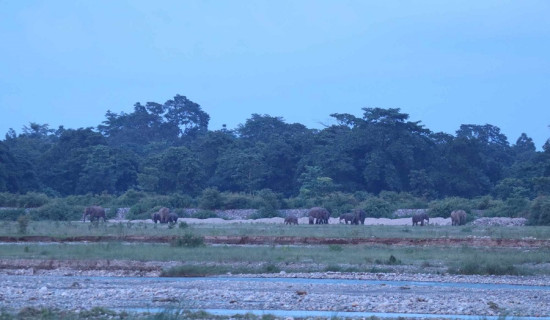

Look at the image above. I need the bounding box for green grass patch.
[161,263,280,277]
[1,221,550,241]
[0,307,281,320]
[2,242,549,276]
[169,233,204,247]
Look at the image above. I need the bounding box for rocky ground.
[1,270,549,318]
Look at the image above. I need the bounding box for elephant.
[308,207,330,224]
[339,213,355,224]
[157,207,171,223]
[451,210,467,226]
[353,208,367,225]
[284,215,298,225]
[82,206,106,222]
[412,212,429,226]
[152,212,161,224]
[167,212,179,224]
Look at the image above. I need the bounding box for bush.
[450,257,520,275]
[18,192,50,208]
[379,191,427,209]
[428,197,472,218]
[17,215,30,234]
[0,192,19,207]
[528,196,550,225]
[168,193,194,208]
[116,189,148,206]
[191,210,217,219]
[178,222,188,229]
[0,208,26,221]
[360,197,393,218]
[256,189,281,218]
[222,192,257,209]
[321,192,357,216]
[501,197,530,218]
[31,200,80,221]
[170,233,204,247]
[64,194,97,206]
[199,188,224,210]
[126,197,171,220]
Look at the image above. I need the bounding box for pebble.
[1,272,549,318]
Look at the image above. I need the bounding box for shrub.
[321,192,357,216]
[285,196,314,209]
[170,233,204,247]
[168,193,194,208]
[428,197,472,218]
[500,197,530,218]
[0,192,19,207]
[199,188,224,210]
[222,192,257,209]
[116,189,148,206]
[64,194,96,206]
[31,200,80,221]
[18,192,50,208]
[379,191,427,209]
[263,263,280,273]
[127,197,171,220]
[191,210,217,219]
[17,215,30,234]
[360,197,393,218]
[528,196,550,225]
[450,258,520,276]
[0,208,26,221]
[256,189,281,218]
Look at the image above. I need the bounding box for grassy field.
[1,239,549,276]
[2,220,550,240]
[1,221,550,276]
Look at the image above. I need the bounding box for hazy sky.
[1,1,549,148]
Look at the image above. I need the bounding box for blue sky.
[1,1,549,148]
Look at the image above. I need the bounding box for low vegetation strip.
[1,235,549,247]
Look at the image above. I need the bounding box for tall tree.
[139,146,205,195]
[327,108,434,194]
[236,114,314,195]
[0,141,18,192]
[164,94,210,138]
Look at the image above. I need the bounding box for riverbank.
[1,272,549,319]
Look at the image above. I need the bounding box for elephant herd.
[82,205,468,227]
[284,207,367,225]
[81,206,178,225]
[151,207,179,224]
[284,208,468,226]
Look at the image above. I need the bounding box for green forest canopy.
[1,94,550,202]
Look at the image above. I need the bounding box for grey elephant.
[308,207,330,224]
[284,215,298,225]
[353,208,367,225]
[412,212,429,226]
[339,213,355,224]
[152,212,161,224]
[167,212,179,224]
[82,206,106,222]
[451,210,467,226]
[157,207,170,223]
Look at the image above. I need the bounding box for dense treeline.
[1,94,549,214]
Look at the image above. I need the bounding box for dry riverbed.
[1,259,550,319]
[1,270,550,319]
